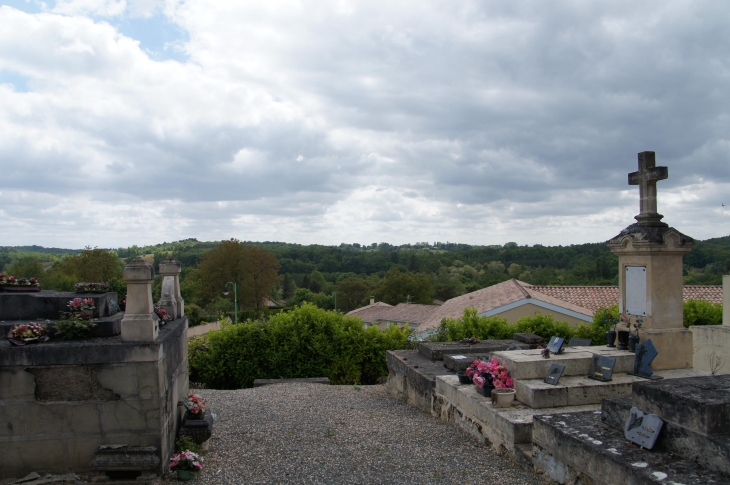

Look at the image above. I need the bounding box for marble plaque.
[546,336,565,354]
[625,266,647,316]
[625,407,663,449]
[567,337,592,347]
[588,354,616,382]
[451,355,468,360]
[544,363,566,385]
[628,339,663,380]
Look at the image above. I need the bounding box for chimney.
[370,296,375,305]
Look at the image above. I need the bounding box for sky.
[0,0,728,250]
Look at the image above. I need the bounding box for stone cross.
[628,151,668,223]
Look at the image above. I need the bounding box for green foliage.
[288,288,334,310]
[593,304,620,328]
[188,303,410,389]
[175,436,200,453]
[186,303,204,327]
[374,268,433,305]
[6,256,44,279]
[53,317,97,340]
[684,299,723,327]
[335,276,373,312]
[432,307,607,345]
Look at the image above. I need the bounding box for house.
[346,300,439,331]
[412,278,722,339]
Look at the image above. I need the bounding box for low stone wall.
[0,317,189,478]
[691,324,730,375]
[187,321,221,338]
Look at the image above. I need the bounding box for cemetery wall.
[0,317,189,478]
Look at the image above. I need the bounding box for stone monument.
[607,151,694,370]
[158,255,184,320]
[121,257,159,342]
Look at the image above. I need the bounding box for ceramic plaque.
[628,339,663,380]
[625,266,647,316]
[625,407,663,449]
[546,336,565,354]
[544,363,566,385]
[567,337,592,347]
[588,354,616,382]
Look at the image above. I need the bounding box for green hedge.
[188,303,410,389]
[431,307,608,345]
[684,299,723,327]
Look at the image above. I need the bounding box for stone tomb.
[532,375,730,484]
[0,257,189,479]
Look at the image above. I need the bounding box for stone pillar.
[158,256,184,319]
[121,257,159,342]
[722,275,730,327]
[607,152,694,370]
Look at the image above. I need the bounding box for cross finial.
[628,151,668,225]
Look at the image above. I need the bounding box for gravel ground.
[161,383,546,485]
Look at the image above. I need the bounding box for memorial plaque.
[624,407,663,449]
[587,354,616,382]
[628,339,663,380]
[546,336,565,354]
[451,355,468,360]
[625,266,647,316]
[567,337,592,347]
[544,363,566,385]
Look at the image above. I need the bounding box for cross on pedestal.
[628,151,668,225]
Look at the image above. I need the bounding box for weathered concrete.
[186,320,222,338]
[121,257,158,342]
[0,317,189,478]
[515,368,702,408]
[491,347,636,380]
[0,291,119,321]
[418,340,522,361]
[532,411,729,485]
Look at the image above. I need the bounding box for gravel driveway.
[162,383,546,485]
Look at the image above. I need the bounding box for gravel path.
[162,384,546,485]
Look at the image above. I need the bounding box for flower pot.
[180,412,213,444]
[176,469,197,481]
[605,330,616,348]
[494,388,516,408]
[628,335,640,353]
[476,384,494,397]
[456,372,473,384]
[617,330,630,351]
[80,309,94,320]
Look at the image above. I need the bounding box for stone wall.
[0,317,188,478]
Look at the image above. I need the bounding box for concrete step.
[515,368,703,408]
[532,411,730,485]
[632,374,730,436]
[600,396,632,431]
[492,347,638,380]
[418,340,524,361]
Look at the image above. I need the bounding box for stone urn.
[179,412,214,445]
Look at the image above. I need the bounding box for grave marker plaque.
[546,336,565,354]
[627,339,663,380]
[624,407,663,449]
[544,363,566,386]
[587,354,616,382]
[567,337,592,347]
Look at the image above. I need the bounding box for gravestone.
[567,337,592,347]
[607,151,694,370]
[628,339,663,380]
[121,257,158,342]
[624,407,664,449]
[546,336,565,354]
[158,256,184,320]
[544,363,566,385]
[587,354,616,382]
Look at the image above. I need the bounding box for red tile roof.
[381,303,439,325]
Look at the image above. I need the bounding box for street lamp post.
[224,282,238,325]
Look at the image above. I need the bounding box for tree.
[51,247,122,283]
[198,240,281,313]
[335,276,373,312]
[282,274,296,300]
[373,268,432,305]
[6,257,44,279]
[242,246,281,313]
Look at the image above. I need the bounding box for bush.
[432,307,608,345]
[186,304,204,327]
[188,303,410,389]
[684,299,723,327]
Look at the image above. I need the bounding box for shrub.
[432,307,609,345]
[186,304,204,327]
[188,303,409,389]
[684,299,723,327]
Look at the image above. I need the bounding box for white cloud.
[0,1,728,248]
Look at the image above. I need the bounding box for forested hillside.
[2,234,728,320]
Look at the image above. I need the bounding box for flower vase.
[476,384,494,397]
[180,412,213,445]
[80,309,94,320]
[176,470,196,481]
[494,388,516,408]
[456,371,472,384]
[617,330,630,351]
[628,335,640,353]
[605,330,616,348]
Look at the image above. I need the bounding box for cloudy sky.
[1,0,728,249]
